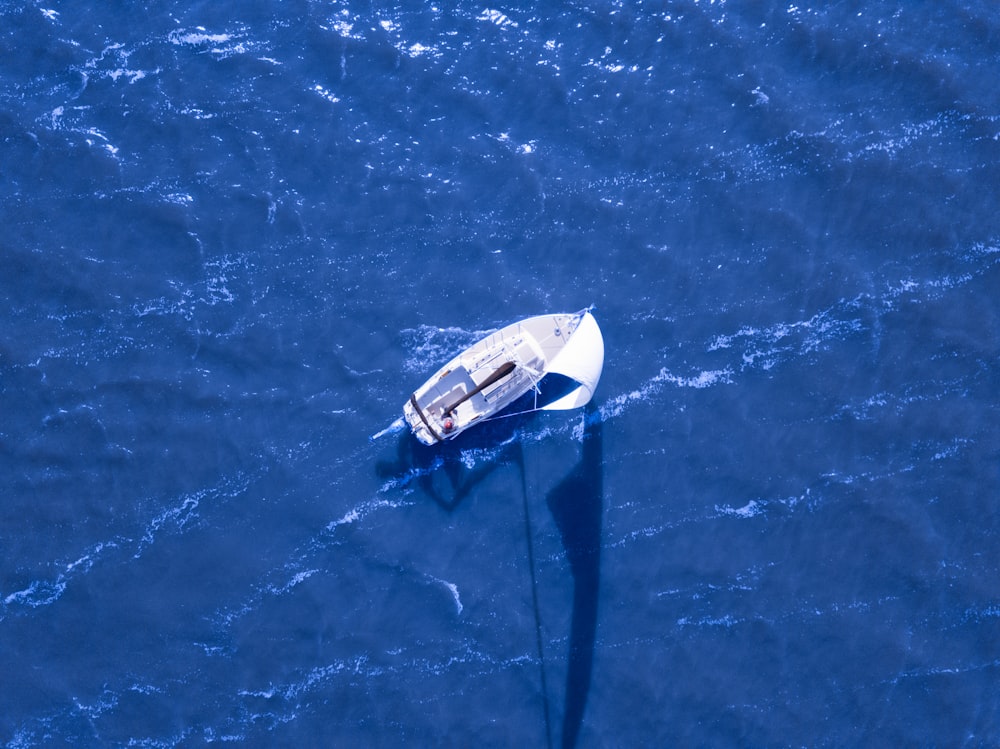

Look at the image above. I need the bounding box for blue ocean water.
[2,1,999,745]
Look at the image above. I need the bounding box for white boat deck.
[400,309,603,445]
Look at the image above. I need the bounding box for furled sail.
[540,311,605,411]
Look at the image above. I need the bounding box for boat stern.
[403,395,443,446]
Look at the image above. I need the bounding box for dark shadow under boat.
[373,399,604,749]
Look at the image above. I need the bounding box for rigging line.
[481,404,545,424]
[481,309,586,426]
[518,440,553,749]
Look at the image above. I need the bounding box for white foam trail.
[2,474,249,619]
[1,540,120,615]
[370,417,405,441]
[135,474,251,559]
[715,500,764,519]
[327,498,403,530]
[599,366,733,422]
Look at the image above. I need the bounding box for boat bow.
[540,311,605,411]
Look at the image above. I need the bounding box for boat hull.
[402,310,603,445]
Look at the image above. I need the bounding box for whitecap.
[4,579,67,608]
[167,27,255,59]
[677,614,742,628]
[169,29,234,47]
[716,500,763,518]
[135,474,250,558]
[407,42,436,57]
[663,368,733,389]
[313,84,340,104]
[267,569,319,596]
[479,9,518,28]
[598,362,731,421]
[426,575,463,615]
[329,19,360,39]
[2,539,120,614]
[108,67,157,84]
[327,497,409,530]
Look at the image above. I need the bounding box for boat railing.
[467,338,518,373]
[484,349,542,405]
[483,375,522,404]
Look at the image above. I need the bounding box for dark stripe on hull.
[410,394,443,443]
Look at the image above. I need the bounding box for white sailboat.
[392,308,604,445]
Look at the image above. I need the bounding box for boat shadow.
[375,410,533,511]
[544,405,602,749]
[375,372,583,510]
[373,405,604,749]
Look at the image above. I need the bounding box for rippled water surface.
[2,2,999,746]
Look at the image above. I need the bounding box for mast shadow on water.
[545,403,603,749]
[375,405,533,511]
[373,399,603,749]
